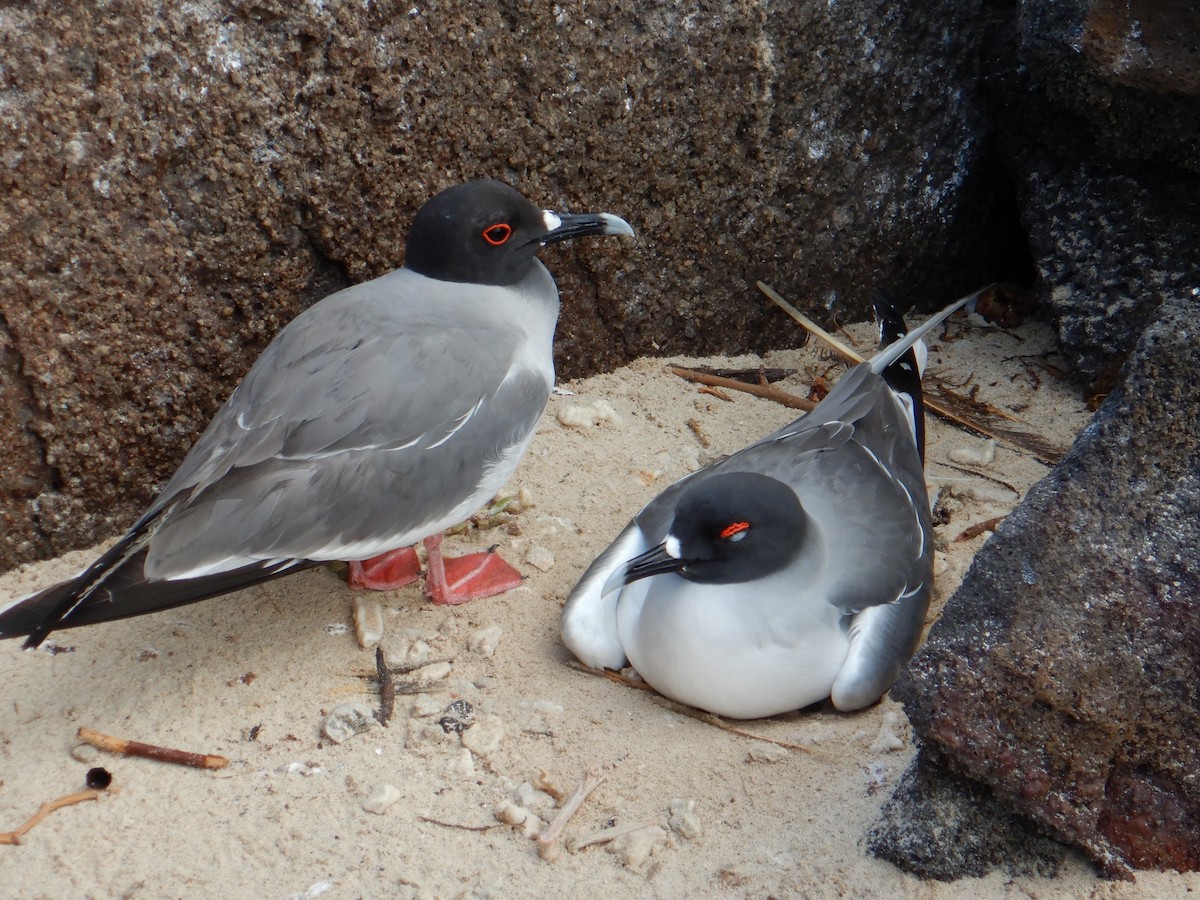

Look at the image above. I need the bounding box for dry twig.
[954,515,1008,542]
[535,769,607,861]
[668,366,815,412]
[0,789,105,845]
[375,646,396,727]
[77,726,228,770]
[568,820,660,853]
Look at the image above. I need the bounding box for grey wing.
[143,289,548,578]
[716,367,931,616]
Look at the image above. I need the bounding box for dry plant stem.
[535,769,607,859]
[668,367,816,412]
[77,726,228,770]
[757,281,865,365]
[375,646,395,727]
[418,816,497,832]
[653,697,836,760]
[955,514,1008,542]
[0,789,103,845]
[758,281,1062,465]
[569,820,660,852]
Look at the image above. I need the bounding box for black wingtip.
[872,290,926,463]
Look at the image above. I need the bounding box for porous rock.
[878,298,1200,878]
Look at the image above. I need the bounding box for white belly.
[616,572,850,719]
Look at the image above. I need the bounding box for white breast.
[616,571,850,719]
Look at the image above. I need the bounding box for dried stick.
[653,698,835,759]
[954,514,1008,542]
[418,816,498,832]
[535,769,606,860]
[757,281,865,364]
[568,819,660,852]
[758,281,1062,465]
[668,367,815,412]
[375,646,396,727]
[77,727,228,770]
[0,789,104,845]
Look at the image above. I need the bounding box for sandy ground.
[2,312,1196,899]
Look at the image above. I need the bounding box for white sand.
[2,315,1194,898]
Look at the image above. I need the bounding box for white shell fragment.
[362,783,403,815]
[556,398,623,430]
[468,624,504,657]
[461,713,505,759]
[668,799,703,841]
[524,545,555,572]
[352,595,385,648]
[322,702,374,744]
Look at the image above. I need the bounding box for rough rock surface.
[995,0,1200,389]
[881,298,1200,878]
[868,748,1068,881]
[0,1,1012,570]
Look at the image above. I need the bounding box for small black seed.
[86,767,113,790]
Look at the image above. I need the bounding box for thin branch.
[77,727,228,770]
[535,769,606,861]
[668,366,815,412]
[0,789,104,845]
[568,820,660,853]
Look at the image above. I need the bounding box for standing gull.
[561,292,976,718]
[1,179,633,648]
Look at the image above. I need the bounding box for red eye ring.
[482,223,513,246]
[720,521,750,539]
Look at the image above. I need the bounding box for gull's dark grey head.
[625,471,807,586]
[405,179,633,286]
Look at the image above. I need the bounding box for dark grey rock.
[1,1,1012,571]
[988,0,1200,390]
[868,749,1068,881]
[884,297,1200,877]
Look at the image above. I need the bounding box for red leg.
[348,546,422,591]
[422,533,524,605]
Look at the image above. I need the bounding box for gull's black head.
[405,179,633,287]
[625,471,807,586]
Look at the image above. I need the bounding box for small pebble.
[668,798,703,841]
[411,661,452,684]
[746,744,789,763]
[868,710,908,754]
[524,545,555,572]
[362,783,403,815]
[607,825,668,873]
[71,743,101,764]
[410,695,444,717]
[352,596,385,648]
[322,702,374,744]
[556,398,623,429]
[948,438,996,467]
[461,714,504,759]
[468,625,503,657]
[494,800,543,838]
[445,748,476,778]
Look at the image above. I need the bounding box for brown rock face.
[885,299,1200,878]
[1,1,1010,571]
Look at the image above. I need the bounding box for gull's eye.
[720,521,750,542]
[482,223,513,246]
